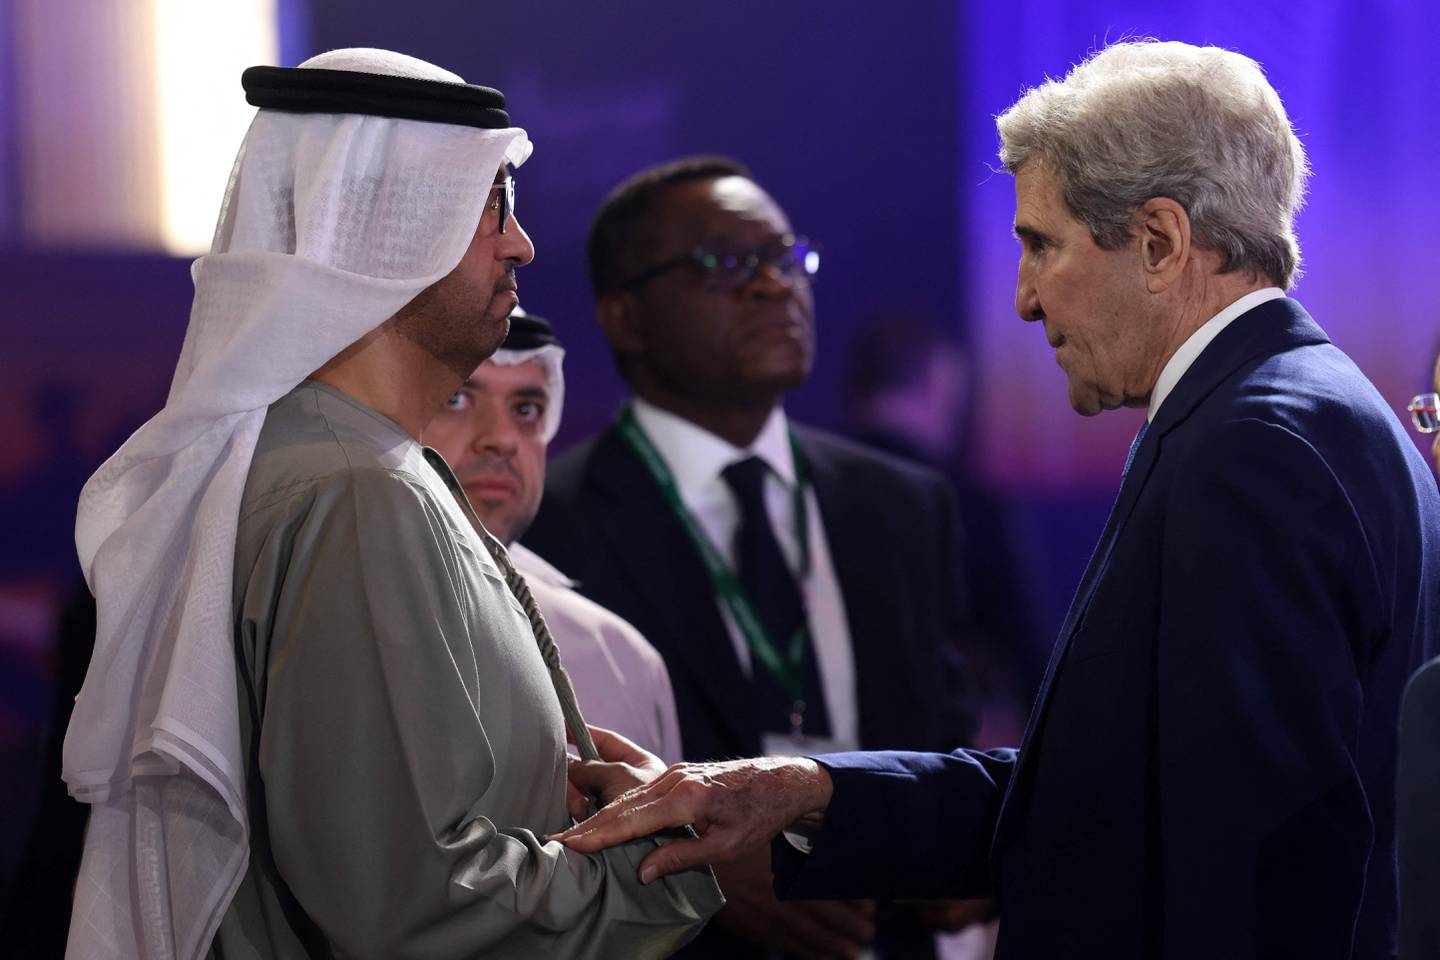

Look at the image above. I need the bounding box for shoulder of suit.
[1172,340,1411,478]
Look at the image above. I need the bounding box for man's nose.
[1015,264,1042,322]
[473,422,519,456]
[502,216,536,267]
[743,261,797,301]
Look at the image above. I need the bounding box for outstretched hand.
[549,753,833,885]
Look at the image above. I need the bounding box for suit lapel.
[582,426,755,752]
[991,297,1331,858]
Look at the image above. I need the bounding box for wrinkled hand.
[565,726,670,821]
[904,897,997,933]
[711,847,875,960]
[549,755,833,885]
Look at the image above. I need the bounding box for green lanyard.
[617,407,815,723]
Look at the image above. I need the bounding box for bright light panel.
[152,0,277,255]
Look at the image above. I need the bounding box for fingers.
[565,778,589,822]
[565,759,637,797]
[554,790,691,853]
[635,834,715,884]
[549,767,688,845]
[633,815,764,883]
[587,725,652,765]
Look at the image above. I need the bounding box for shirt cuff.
[781,828,815,855]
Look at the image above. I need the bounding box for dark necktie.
[721,456,831,736]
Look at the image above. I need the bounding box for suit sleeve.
[772,747,1016,901]
[240,469,721,960]
[1155,418,1379,958]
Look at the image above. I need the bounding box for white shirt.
[1148,287,1286,421]
[510,543,685,766]
[630,398,860,751]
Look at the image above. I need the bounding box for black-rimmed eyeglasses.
[623,234,821,292]
[1410,393,1440,433]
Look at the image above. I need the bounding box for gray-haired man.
[555,39,1440,960]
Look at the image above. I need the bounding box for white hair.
[997,40,1310,288]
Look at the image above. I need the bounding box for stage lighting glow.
[151,0,277,255]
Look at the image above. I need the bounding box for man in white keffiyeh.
[62,47,720,960]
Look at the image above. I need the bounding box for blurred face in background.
[425,358,549,544]
[620,176,815,407]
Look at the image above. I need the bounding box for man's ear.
[596,291,644,363]
[1138,197,1190,293]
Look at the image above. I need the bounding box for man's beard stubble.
[389,268,514,379]
[458,452,535,546]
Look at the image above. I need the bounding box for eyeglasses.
[1410,392,1440,433]
[487,177,515,234]
[623,234,821,292]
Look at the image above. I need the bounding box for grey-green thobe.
[210,382,721,959]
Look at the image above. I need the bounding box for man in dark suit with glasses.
[524,156,989,958]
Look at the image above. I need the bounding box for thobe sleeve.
[237,468,721,959]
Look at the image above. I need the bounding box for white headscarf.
[62,48,531,960]
[490,307,566,443]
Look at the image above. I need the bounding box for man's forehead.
[665,176,793,241]
[466,357,551,391]
[1012,163,1068,231]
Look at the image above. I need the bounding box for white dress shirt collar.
[1148,287,1285,422]
[629,397,797,506]
[627,396,859,749]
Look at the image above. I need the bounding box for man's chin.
[744,350,813,391]
[493,290,520,318]
[1067,387,1103,417]
[468,305,514,361]
[472,513,519,544]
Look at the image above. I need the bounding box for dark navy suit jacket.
[773,299,1440,960]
